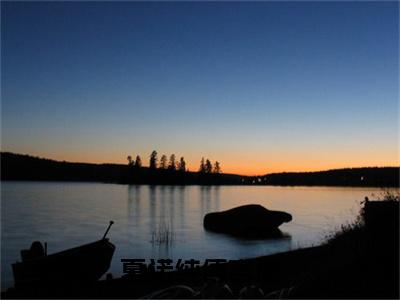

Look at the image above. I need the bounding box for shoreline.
[1,179,398,189]
[3,200,399,299]
[2,152,399,187]
[1,244,331,298]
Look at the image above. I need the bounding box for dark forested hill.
[260,168,399,187]
[0,152,130,183]
[1,152,398,187]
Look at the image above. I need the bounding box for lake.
[1,181,381,290]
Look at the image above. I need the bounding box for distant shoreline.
[1,180,398,190]
[1,152,399,187]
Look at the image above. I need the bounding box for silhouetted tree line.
[199,157,221,174]
[1,152,399,187]
[256,168,400,187]
[123,150,227,184]
[1,152,240,185]
[126,151,221,174]
[0,152,129,183]
[127,151,187,171]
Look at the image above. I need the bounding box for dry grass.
[373,188,400,202]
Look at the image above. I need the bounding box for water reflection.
[178,186,186,228]
[133,186,263,245]
[128,186,223,230]
[127,185,141,227]
[127,186,225,251]
[166,186,175,228]
[213,186,221,212]
[2,182,379,289]
[199,186,221,217]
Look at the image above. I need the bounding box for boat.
[12,221,116,288]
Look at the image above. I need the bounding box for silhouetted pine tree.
[127,156,133,167]
[135,155,142,168]
[199,157,206,173]
[205,159,213,173]
[149,151,158,169]
[213,161,221,173]
[168,154,176,170]
[160,155,168,169]
[178,157,186,172]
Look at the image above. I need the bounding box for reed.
[151,221,174,246]
[373,188,400,202]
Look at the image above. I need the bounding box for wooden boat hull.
[12,239,115,288]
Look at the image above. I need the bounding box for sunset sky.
[2,2,399,175]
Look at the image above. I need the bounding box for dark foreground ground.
[2,200,399,299]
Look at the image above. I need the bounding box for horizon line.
[2,151,399,177]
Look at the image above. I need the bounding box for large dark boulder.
[203,204,292,237]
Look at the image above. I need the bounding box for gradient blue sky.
[2,1,399,175]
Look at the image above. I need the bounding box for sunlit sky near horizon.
[1,2,399,175]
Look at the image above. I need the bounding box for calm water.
[1,182,381,290]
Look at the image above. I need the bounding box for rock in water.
[203,204,292,237]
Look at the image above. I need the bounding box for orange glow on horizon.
[8,148,399,176]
